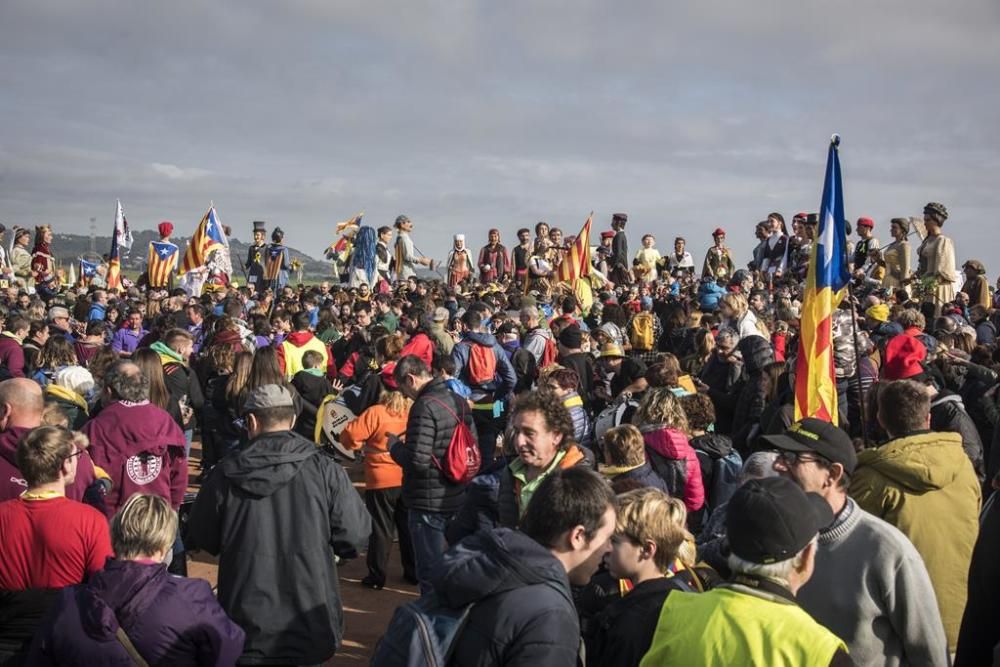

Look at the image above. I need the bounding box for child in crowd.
[291,349,333,440]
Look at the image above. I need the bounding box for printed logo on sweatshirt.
[125,454,162,485]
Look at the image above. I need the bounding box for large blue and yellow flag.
[181,206,227,274]
[794,135,850,424]
[147,241,179,288]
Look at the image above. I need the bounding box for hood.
[690,432,733,458]
[528,327,553,341]
[222,431,317,497]
[149,341,185,366]
[0,426,31,467]
[856,431,967,492]
[213,329,243,347]
[430,528,571,608]
[464,331,498,347]
[641,425,691,459]
[285,330,317,347]
[501,339,521,354]
[80,559,168,640]
[738,335,774,373]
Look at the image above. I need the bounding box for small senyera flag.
[555,213,594,283]
[80,259,98,285]
[794,135,851,424]
[181,206,226,274]
[147,241,179,288]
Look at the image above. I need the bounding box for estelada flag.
[555,213,593,283]
[794,136,851,424]
[181,206,226,274]
[147,241,179,288]
[265,244,287,281]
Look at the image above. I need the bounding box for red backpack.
[427,396,481,484]
[465,342,497,386]
[539,335,558,369]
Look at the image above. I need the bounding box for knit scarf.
[44,384,89,414]
[150,341,185,366]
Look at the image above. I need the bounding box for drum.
[318,395,358,461]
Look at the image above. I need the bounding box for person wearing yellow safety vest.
[276,311,334,381]
[640,477,852,667]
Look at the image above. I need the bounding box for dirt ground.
[185,443,418,665]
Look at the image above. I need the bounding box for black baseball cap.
[726,477,833,564]
[761,417,857,475]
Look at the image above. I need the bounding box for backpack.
[539,335,558,369]
[427,396,481,484]
[695,447,743,515]
[465,343,497,386]
[371,591,474,667]
[629,312,655,351]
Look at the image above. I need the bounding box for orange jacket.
[339,404,408,490]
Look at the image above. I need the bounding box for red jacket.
[399,332,434,367]
[274,331,336,379]
[81,401,188,517]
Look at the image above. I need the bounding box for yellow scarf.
[44,384,89,414]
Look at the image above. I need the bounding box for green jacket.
[850,431,980,650]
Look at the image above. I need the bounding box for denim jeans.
[408,510,453,595]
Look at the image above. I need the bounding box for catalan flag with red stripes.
[555,213,593,283]
[147,241,179,288]
[265,244,288,281]
[794,136,850,424]
[181,206,227,274]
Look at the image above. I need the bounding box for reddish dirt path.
[186,443,417,664]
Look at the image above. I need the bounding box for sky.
[2,1,999,268]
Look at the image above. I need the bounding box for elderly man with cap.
[245,220,268,294]
[852,379,980,653]
[916,202,957,317]
[766,418,949,666]
[702,227,735,282]
[640,476,849,666]
[959,259,990,310]
[188,383,370,665]
[392,215,434,282]
[145,221,179,290]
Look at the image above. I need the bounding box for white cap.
[454,234,465,242]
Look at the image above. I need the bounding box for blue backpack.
[371,592,474,667]
[695,448,743,516]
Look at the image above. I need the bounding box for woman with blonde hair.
[340,390,415,589]
[633,387,705,523]
[28,493,245,665]
[719,292,767,341]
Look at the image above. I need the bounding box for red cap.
[793,212,808,222]
[857,217,875,229]
[601,231,616,239]
[713,227,726,237]
[881,335,927,381]
[158,221,174,237]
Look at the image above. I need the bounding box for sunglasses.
[777,450,827,467]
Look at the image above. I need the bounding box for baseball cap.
[761,417,857,475]
[242,384,295,414]
[726,477,834,564]
[432,307,450,323]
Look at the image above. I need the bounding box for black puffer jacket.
[730,335,774,454]
[931,391,986,482]
[390,377,476,514]
[431,528,580,667]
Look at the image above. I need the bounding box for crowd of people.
[0,204,999,665]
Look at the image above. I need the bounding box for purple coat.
[28,558,245,666]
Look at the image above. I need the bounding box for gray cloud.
[1,0,998,268]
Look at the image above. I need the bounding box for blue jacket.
[87,303,106,322]
[451,331,517,401]
[698,281,726,312]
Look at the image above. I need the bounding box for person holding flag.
[106,199,132,292]
[265,227,291,292]
[794,135,851,426]
[180,205,228,297]
[145,221,179,290]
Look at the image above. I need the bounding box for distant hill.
[50,230,335,281]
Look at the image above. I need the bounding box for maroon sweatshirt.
[81,401,188,517]
[0,425,97,502]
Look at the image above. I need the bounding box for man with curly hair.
[497,389,595,527]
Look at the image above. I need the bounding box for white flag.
[114,199,134,256]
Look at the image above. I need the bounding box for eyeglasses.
[777,450,827,467]
[64,449,84,462]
